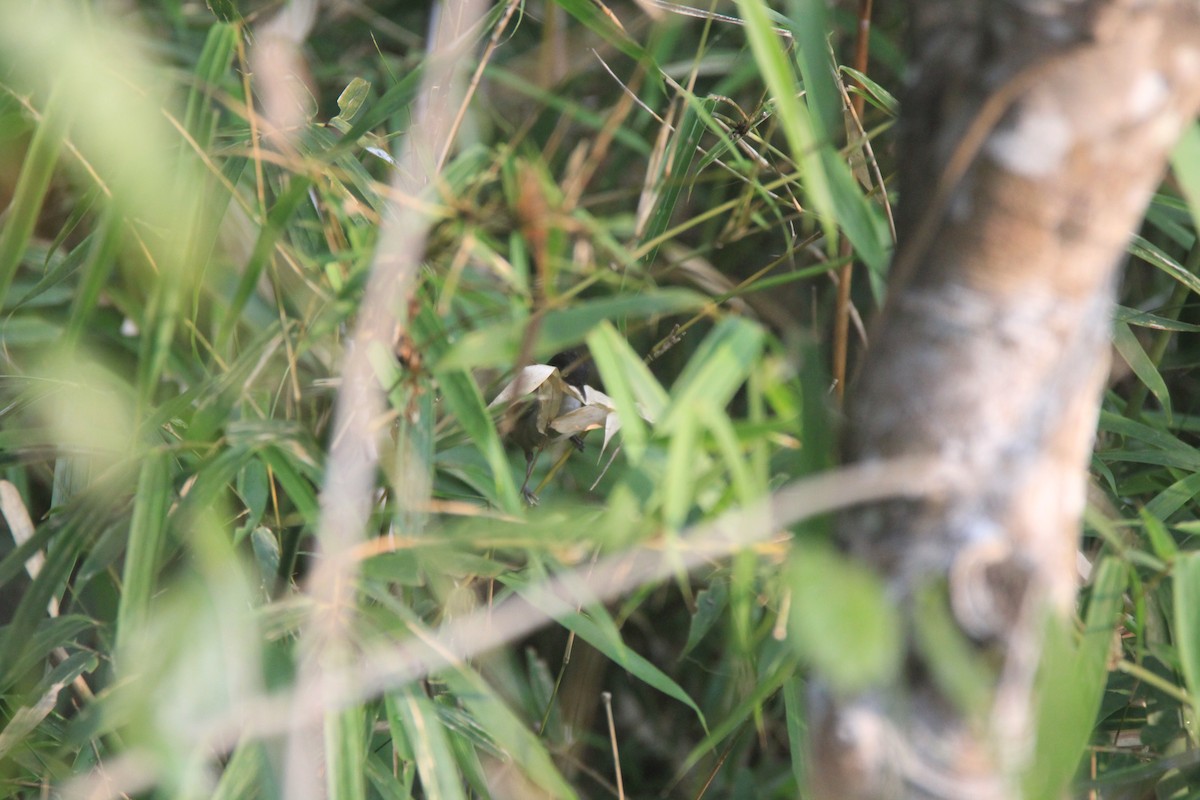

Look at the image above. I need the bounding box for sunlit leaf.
[787,544,902,695]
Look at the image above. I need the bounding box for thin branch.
[436,0,522,171]
[61,454,957,800]
[279,1,489,797]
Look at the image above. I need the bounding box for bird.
[506,349,594,505]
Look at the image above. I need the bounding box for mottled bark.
[812,2,1200,798]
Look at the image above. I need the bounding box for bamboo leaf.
[586,321,668,462]
[182,22,238,148]
[1139,507,1178,561]
[839,66,899,115]
[783,677,810,793]
[1175,552,1200,719]
[785,0,839,142]
[1146,471,1200,522]
[218,175,312,349]
[332,77,372,130]
[0,513,89,692]
[639,98,713,264]
[436,365,522,512]
[737,0,888,273]
[662,406,699,528]
[440,668,577,799]
[0,86,65,309]
[1129,235,1200,295]
[680,579,728,661]
[787,543,902,694]
[737,0,833,238]
[212,739,272,800]
[64,205,123,346]
[661,317,763,432]
[325,705,368,800]
[1170,122,1200,229]
[559,606,709,731]
[1023,558,1125,799]
[116,451,173,654]
[387,688,468,800]
[1113,321,1172,423]
[0,650,95,760]
[437,290,705,372]
[552,0,647,62]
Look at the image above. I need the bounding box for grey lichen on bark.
[810,1,1200,798]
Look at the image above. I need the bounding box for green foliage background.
[0,1,1198,797]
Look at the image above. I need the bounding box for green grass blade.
[437,289,705,372]
[839,66,899,115]
[1024,557,1125,799]
[675,655,798,776]
[3,616,94,693]
[738,0,888,272]
[440,668,577,800]
[1139,507,1179,561]
[785,0,839,141]
[261,445,321,527]
[1174,552,1200,719]
[662,406,699,528]
[736,0,831,226]
[1146,471,1200,522]
[1170,123,1200,228]
[1129,234,1200,295]
[387,688,468,800]
[1097,411,1200,462]
[115,451,172,655]
[212,738,275,800]
[510,571,710,730]
[0,86,65,308]
[787,543,902,695]
[1113,321,1172,422]
[182,22,238,148]
[679,579,728,661]
[696,403,756,506]
[64,205,123,346]
[783,676,810,793]
[819,146,890,275]
[661,317,764,432]
[325,705,368,800]
[585,320,668,462]
[436,367,521,512]
[0,515,89,692]
[217,175,312,349]
[639,98,713,264]
[551,0,648,61]
[0,649,96,762]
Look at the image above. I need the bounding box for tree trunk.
[811,2,1200,797]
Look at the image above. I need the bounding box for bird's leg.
[520,449,541,506]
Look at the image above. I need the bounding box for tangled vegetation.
[1,1,1199,797]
